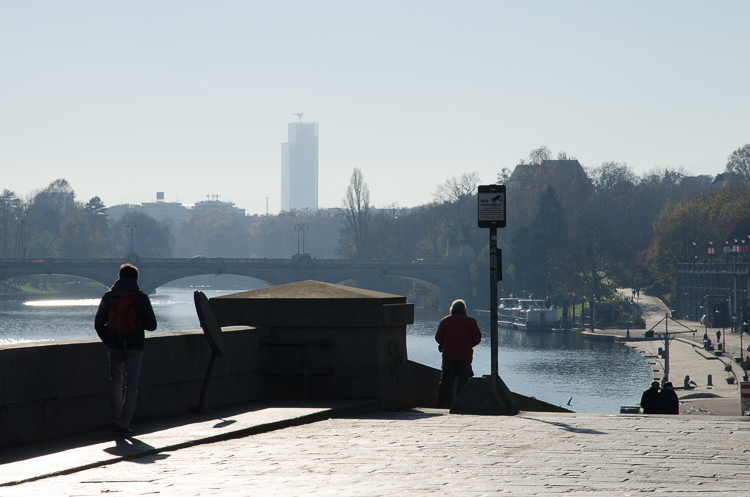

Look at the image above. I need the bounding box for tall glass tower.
[281,120,318,211]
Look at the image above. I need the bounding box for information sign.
[741,382,750,415]
[477,185,506,228]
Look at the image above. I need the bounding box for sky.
[1,1,749,215]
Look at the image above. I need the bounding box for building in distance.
[281,115,318,212]
[107,193,245,231]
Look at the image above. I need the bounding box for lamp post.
[294,223,308,255]
[17,221,30,258]
[626,295,630,339]
[127,222,137,253]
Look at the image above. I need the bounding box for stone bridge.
[0,256,472,311]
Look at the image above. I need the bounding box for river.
[0,287,653,413]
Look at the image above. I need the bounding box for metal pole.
[489,226,498,387]
[626,296,630,339]
[664,313,670,383]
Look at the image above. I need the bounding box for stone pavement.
[1,407,749,496]
[2,291,750,495]
[0,399,378,488]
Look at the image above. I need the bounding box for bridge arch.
[0,258,472,311]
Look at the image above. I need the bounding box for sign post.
[478,185,506,388]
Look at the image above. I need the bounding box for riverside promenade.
[1,294,749,495]
[599,289,748,417]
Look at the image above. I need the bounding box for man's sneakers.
[111,426,135,435]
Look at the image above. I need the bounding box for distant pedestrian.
[95,263,157,434]
[657,381,679,414]
[435,299,481,408]
[640,381,660,414]
[716,330,721,343]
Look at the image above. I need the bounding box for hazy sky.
[2,1,749,215]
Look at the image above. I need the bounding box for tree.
[112,212,173,257]
[510,186,567,297]
[340,168,371,259]
[725,144,750,184]
[0,189,23,257]
[28,179,78,235]
[520,145,552,165]
[176,208,250,257]
[432,173,481,204]
[57,212,93,257]
[84,196,110,235]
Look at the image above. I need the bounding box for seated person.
[703,338,713,350]
[683,375,697,389]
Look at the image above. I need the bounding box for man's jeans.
[436,359,473,408]
[109,349,144,429]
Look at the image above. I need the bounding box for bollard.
[707,374,713,386]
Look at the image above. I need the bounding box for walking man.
[435,299,481,408]
[95,263,157,434]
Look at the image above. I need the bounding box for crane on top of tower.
[293,113,303,122]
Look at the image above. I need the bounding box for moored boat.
[499,297,559,331]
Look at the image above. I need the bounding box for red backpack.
[107,290,141,337]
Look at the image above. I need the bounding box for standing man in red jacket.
[435,299,482,408]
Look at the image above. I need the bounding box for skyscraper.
[281,119,318,211]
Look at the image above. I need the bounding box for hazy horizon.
[2,1,747,215]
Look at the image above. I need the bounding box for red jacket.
[435,313,482,363]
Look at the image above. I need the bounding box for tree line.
[3,142,750,307]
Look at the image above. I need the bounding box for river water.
[0,287,652,413]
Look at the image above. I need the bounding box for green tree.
[84,196,110,235]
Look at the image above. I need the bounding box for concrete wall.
[0,326,267,449]
[0,327,440,449]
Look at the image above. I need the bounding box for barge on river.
[499,297,559,331]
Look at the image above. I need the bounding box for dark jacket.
[94,277,157,350]
[657,386,680,414]
[435,313,482,363]
[640,386,660,414]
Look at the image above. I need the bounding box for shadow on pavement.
[521,416,608,435]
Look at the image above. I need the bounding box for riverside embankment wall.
[0,327,440,449]
[0,327,267,448]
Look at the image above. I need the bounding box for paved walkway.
[2,407,749,495]
[584,289,748,416]
[2,292,749,495]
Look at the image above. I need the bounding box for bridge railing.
[0,257,462,266]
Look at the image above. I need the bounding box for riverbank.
[580,288,746,417]
[0,282,107,301]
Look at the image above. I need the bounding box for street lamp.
[127,222,137,253]
[294,223,309,255]
[626,295,630,339]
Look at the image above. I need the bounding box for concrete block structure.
[210,280,437,408]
